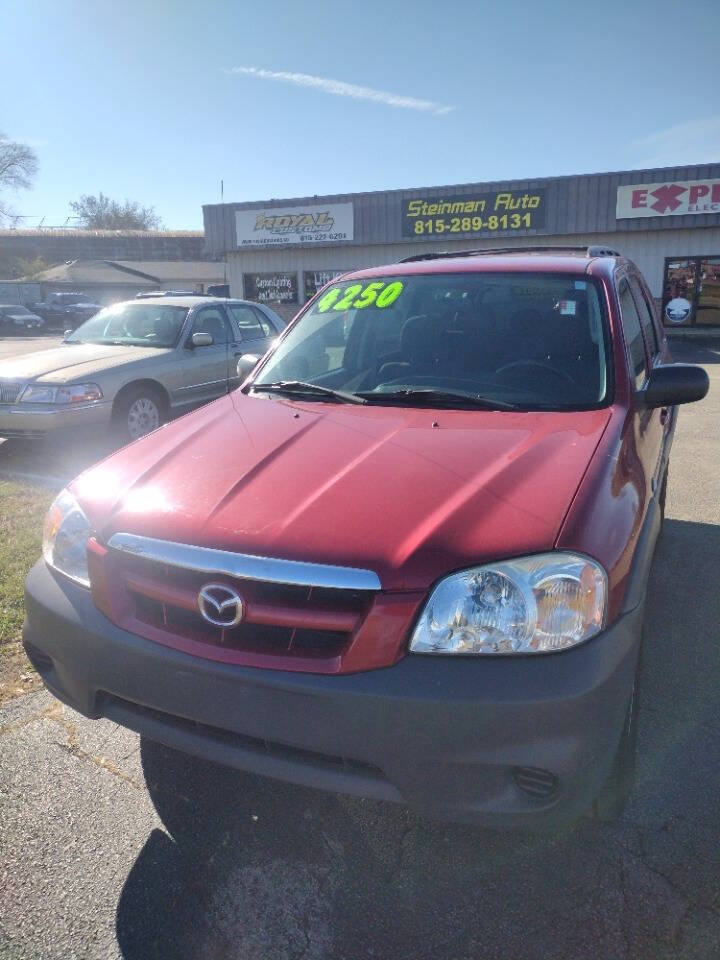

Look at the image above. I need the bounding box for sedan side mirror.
[237,353,261,380]
[191,331,213,348]
[640,363,709,408]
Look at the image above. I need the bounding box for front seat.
[377,314,449,383]
[200,315,227,344]
[153,314,180,344]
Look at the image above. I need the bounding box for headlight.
[20,383,103,404]
[42,489,92,587]
[410,553,607,655]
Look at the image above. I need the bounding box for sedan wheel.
[126,396,161,440]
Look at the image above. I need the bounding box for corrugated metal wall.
[227,227,720,303]
[205,163,720,256]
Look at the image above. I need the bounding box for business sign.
[304,270,347,299]
[401,188,546,238]
[243,272,298,304]
[236,203,354,247]
[617,179,720,219]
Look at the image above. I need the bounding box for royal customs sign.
[617,179,720,219]
[236,203,354,247]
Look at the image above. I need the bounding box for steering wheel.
[494,359,576,388]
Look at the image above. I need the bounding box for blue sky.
[2,0,719,229]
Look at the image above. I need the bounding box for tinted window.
[228,304,273,340]
[253,272,610,410]
[629,276,659,355]
[619,280,648,387]
[190,307,230,344]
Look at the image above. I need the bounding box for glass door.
[663,259,697,326]
[697,258,720,326]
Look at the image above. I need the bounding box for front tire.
[113,385,165,443]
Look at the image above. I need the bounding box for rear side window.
[229,304,274,340]
[629,276,659,357]
[618,280,648,388]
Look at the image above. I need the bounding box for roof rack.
[399,245,621,263]
[135,290,212,299]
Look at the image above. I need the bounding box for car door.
[178,305,233,408]
[617,273,665,511]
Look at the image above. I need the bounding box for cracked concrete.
[0,341,719,959]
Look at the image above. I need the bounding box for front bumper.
[0,400,111,439]
[23,560,643,829]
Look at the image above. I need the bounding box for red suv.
[25,247,708,829]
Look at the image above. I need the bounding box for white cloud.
[226,66,454,116]
[630,116,720,168]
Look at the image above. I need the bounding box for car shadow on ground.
[114,517,720,960]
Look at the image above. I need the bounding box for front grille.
[0,381,23,404]
[90,540,378,670]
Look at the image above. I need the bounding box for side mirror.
[63,329,73,339]
[640,363,709,408]
[191,331,213,348]
[237,353,261,380]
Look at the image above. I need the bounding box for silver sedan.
[0,296,284,442]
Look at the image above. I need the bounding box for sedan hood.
[0,343,171,384]
[73,393,611,591]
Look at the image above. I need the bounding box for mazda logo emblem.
[197,583,244,628]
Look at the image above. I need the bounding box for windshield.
[65,302,188,347]
[252,272,610,410]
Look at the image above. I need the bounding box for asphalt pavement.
[0,342,719,959]
[0,334,63,359]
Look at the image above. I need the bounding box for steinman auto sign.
[617,178,720,219]
[236,203,354,247]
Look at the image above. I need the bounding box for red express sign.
[617,178,720,218]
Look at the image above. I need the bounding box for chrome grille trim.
[0,381,24,405]
[107,532,382,591]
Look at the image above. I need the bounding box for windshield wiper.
[250,380,367,404]
[356,389,521,410]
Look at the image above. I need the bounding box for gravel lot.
[0,341,719,960]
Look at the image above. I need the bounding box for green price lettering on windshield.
[316,280,404,313]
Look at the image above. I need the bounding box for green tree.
[69,192,162,230]
[0,133,39,223]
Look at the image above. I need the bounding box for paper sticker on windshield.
[559,300,577,315]
[316,280,404,313]
[574,281,587,290]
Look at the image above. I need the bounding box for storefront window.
[663,256,720,326]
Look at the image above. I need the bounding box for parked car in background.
[23,247,709,829]
[0,304,45,333]
[30,292,102,328]
[0,295,283,441]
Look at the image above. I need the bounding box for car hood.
[73,392,611,591]
[0,343,171,384]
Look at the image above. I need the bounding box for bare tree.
[0,133,39,222]
[69,192,162,230]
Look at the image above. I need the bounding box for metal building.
[203,163,720,328]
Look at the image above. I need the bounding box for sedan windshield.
[252,272,610,410]
[65,302,188,348]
